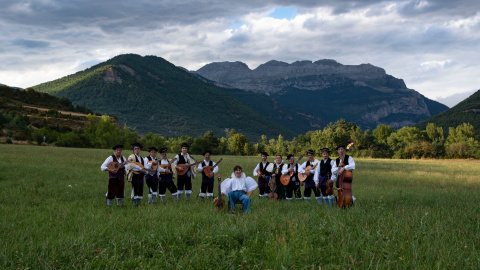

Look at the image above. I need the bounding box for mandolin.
[133,162,145,174]
[203,158,223,178]
[176,161,202,176]
[107,160,128,174]
[280,155,303,186]
[214,174,225,211]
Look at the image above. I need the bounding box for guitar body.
[133,162,145,174]
[148,160,158,171]
[298,165,312,182]
[107,161,125,174]
[280,174,291,186]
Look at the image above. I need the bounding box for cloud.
[12,39,50,48]
[0,0,479,100]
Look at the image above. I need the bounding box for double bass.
[336,140,354,208]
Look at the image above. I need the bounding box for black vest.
[259,162,271,176]
[336,155,350,167]
[320,158,332,178]
[178,153,188,164]
[288,163,298,182]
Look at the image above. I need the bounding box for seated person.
[220,165,258,214]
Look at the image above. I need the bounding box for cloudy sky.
[1,0,479,106]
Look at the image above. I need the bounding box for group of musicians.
[101,142,355,211]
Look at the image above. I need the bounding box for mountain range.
[195,59,448,131]
[31,54,449,140]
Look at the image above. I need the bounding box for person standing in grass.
[144,146,160,204]
[100,144,131,207]
[282,154,302,201]
[314,148,336,207]
[174,142,196,200]
[299,149,321,204]
[219,165,258,214]
[272,154,286,200]
[197,150,218,200]
[253,152,272,198]
[128,143,147,207]
[332,144,356,204]
[158,147,179,202]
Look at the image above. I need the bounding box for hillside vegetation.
[33,54,296,140]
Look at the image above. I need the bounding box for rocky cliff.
[196,60,447,130]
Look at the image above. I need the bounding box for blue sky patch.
[268,6,297,20]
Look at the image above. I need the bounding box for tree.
[373,124,394,144]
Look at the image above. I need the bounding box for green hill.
[415,89,480,135]
[32,54,296,140]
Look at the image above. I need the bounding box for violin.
[214,174,225,211]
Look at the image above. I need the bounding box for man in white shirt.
[100,144,130,206]
[220,165,258,214]
[174,142,196,200]
[332,144,356,206]
[197,150,218,200]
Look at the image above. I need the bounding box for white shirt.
[197,160,218,174]
[100,155,130,171]
[144,155,157,175]
[331,156,355,181]
[221,172,258,195]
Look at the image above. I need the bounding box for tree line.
[1,112,478,159]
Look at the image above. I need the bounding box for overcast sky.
[1,0,479,105]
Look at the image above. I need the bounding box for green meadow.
[0,144,479,269]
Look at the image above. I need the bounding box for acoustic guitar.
[298,161,319,182]
[133,162,145,174]
[280,155,303,186]
[159,157,178,175]
[203,158,223,178]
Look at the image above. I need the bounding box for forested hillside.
[33,54,296,140]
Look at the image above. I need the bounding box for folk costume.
[253,152,272,198]
[127,143,145,206]
[272,161,286,200]
[281,154,302,201]
[314,148,336,206]
[331,145,356,204]
[157,148,178,202]
[174,143,197,200]
[100,144,130,206]
[197,151,218,200]
[221,171,258,214]
[299,150,321,203]
[144,146,159,204]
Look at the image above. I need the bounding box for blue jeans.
[228,190,251,213]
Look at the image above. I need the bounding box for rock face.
[196,60,447,130]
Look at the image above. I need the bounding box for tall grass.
[0,144,479,269]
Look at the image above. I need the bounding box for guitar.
[159,157,178,175]
[280,155,303,186]
[107,160,128,174]
[176,161,202,176]
[298,161,319,182]
[214,174,225,211]
[203,158,223,178]
[133,162,145,174]
[257,163,274,178]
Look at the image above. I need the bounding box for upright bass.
[336,140,354,208]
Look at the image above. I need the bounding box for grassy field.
[0,144,479,269]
